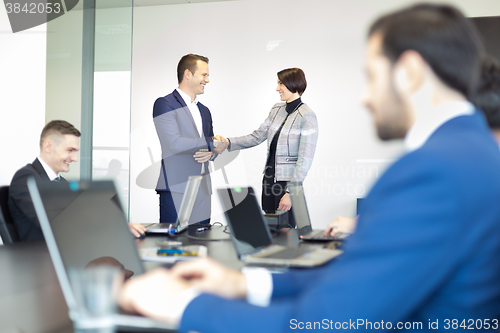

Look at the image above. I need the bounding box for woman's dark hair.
[277,68,307,96]
[471,56,500,129]
[369,4,484,99]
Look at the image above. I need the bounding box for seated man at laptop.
[8,120,145,241]
[118,4,500,331]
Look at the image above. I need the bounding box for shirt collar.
[404,100,475,152]
[38,156,59,181]
[176,88,198,106]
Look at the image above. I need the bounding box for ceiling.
[73,0,239,10]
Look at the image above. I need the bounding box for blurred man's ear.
[394,50,426,95]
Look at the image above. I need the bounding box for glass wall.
[92,2,133,217]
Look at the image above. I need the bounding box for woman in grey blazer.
[222,68,318,226]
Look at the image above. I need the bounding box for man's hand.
[170,258,247,299]
[128,223,146,238]
[323,216,358,236]
[277,193,292,211]
[194,151,213,163]
[119,268,190,326]
[214,135,229,154]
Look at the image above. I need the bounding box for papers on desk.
[138,245,207,263]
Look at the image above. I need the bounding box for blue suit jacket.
[153,89,215,193]
[180,112,500,332]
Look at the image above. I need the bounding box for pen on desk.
[197,227,209,232]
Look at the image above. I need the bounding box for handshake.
[213,135,229,154]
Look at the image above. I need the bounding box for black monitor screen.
[36,180,144,277]
[217,187,272,256]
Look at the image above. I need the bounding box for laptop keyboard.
[263,247,310,259]
[147,223,174,229]
[310,232,332,239]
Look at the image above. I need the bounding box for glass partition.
[92,2,133,217]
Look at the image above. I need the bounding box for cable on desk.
[186,224,230,241]
[186,234,230,241]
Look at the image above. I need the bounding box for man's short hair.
[40,120,81,149]
[177,54,209,84]
[368,4,484,98]
[277,68,307,96]
[472,56,500,129]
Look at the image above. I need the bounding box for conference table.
[0,226,336,333]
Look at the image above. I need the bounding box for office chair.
[0,186,20,244]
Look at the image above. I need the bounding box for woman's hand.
[277,193,292,211]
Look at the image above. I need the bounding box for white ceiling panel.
[72,0,239,10]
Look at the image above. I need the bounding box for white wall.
[0,5,46,186]
[130,0,500,228]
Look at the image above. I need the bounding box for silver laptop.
[288,182,350,241]
[146,175,202,234]
[27,178,175,331]
[217,187,341,267]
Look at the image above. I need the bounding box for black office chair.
[0,186,20,244]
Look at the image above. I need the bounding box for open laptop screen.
[176,175,202,232]
[217,187,272,256]
[31,180,144,276]
[288,182,313,234]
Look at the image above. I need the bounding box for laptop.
[288,182,350,241]
[217,187,341,267]
[145,175,202,234]
[27,178,175,331]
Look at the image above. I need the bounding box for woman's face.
[276,80,295,102]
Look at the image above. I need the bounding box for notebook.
[288,182,350,241]
[217,187,341,267]
[145,175,202,234]
[27,178,176,331]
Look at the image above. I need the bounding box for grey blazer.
[153,90,216,194]
[228,102,318,183]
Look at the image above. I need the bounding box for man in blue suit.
[120,4,500,331]
[153,54,226,224]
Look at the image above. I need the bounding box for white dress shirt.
[176,88,206,174]
[404,100,475,152]
[38,157,60,181]
[176,88,204,138]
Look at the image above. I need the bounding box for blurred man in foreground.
[119,4,500,332]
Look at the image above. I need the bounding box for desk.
[0,227,331,333]
[136,225,325,270]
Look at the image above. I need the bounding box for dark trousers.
[261,181,296,228]
[158,190,210,225]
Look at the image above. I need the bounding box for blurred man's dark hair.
[471,56,500,129]
[369,3,484,99]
